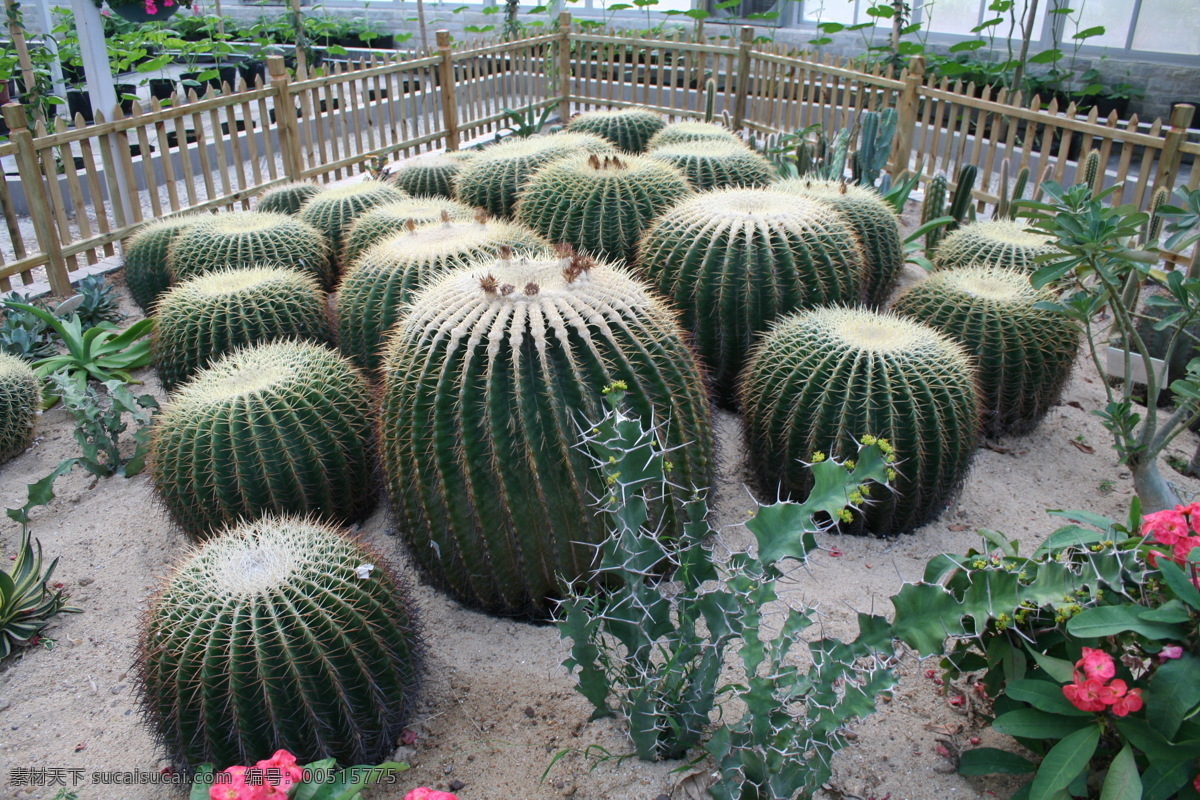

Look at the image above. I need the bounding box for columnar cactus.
[514,154,691,264]
[636,188,865,404]
[933,219,1056,273]
[645,140,774,191]
[123,216,203,313]
[256,182,322,215]
[168,212,332,289]
[342,200,476,267]
[775,178,904,306]
[391,151,475,199]
[149,341,376,538]
[741,307,979,535]
[453,132,616,218]
[646,121,742,150]
[893,266,1079,436]
[297,180,408,274]
[136,515,422,769]
[379,250,713,617]
[337,216,550,373]
[152,267,333,392]
[0,352,38,462]
[566,107,666,153]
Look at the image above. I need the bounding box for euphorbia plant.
[192,750,409,800]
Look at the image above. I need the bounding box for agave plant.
[0,524,80,659]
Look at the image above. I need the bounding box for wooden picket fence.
[1,13,1196,295]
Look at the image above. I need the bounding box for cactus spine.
[123,216,203,313]
[297,180,408,275]
[645,140,774,191]
[256,182,322,215]
[933,219,1057,273]
[565,107,667,153]
[168,212,332,290]
[342,199,476,267]
[0,352,38,462]
[390,151,475,200]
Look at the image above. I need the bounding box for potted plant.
[97,0,187,25]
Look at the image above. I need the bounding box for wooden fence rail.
[1,15,1196,295]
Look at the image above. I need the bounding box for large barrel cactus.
[298,180,408,274]
[0,352,38,463]
[933,219,1057,273]
[566,107,666,153]
[514,154,691,265]
[337,217,550,373]
[136,515,422,770]
[391,151,474,199]
[893,266,1079,436]
[149,341,376,538]
[152,267,332,392]
[646,140,774,191]
[775,178,904,306]
[379,251,713,618]
[168,212,332,290]
[256,182,322,215]
[741,307,979,535]
[636,188,864,405]
[453,133,616,218]
[123,216,203,313]
[647,121,743,150]
[342,200,476,268]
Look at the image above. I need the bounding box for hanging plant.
[97,0,189,24]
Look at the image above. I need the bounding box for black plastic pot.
[208,65,240,92]
[149,78,176,102]
[166,129,199,148]
[179,72,210,99]
[239,60,266,88]
[116,83,138,115]
[67,90,93,123]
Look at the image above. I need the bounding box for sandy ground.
[1,267,1199,800]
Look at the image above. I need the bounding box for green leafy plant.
[188,751,409,800]
[48,370,158,478]
[0,294,54,361]
[71,275,125,331]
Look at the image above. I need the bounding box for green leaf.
[1028,724,1100,800]
[1099,745,1140,800]
[1066,605,1188,640]
[1148,654,1200,740]
[6,458,78,526]
[1029,49,1063,64]
[1142,760,1191,800]
[190,765,216,800]
[958,747,1037,776]
[992,708,1093,740]
[1138,600,1193,623]
[1005,679,1091,716]
[1034,525,1111,556]
[1072,25,1105,40]
[1158,560,1200,610]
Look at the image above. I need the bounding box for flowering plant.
[187,750,408,800]
[890,500,1200,799]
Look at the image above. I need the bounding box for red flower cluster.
[404,789,459,800]
[210,751,303,800]
[1062,648,1143,717]
[1142,504,1200,570]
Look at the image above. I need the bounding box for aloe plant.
[0,522,80,659]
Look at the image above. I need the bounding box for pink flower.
[1161,644,1184,661]
[210,766,269,800]
[254,750,302,795]
[1143,508,1190,544]
[1063,678,1107,712]
[1077,648,1116,682]
[100,7,111,15]
[1110,688,1144,717]
[404,789,459,800]
[1097,678,1129,706]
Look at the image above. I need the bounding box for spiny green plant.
[644,139,774,192]
[565,107,666,153]
[1081,148,1102,195]
[636,188,864,405]
[933,219,1057,273]
[342,200,476,268]
[994,158,1031,221]
[0,293,54,361]
[514,153,691,265]
[741,306,979,535]
[255,181,323,216]
[893,266,1080,436]
[72,275,124,331]
[848,108,898,189]
[122,216,204,313]
[336,215,550,373]
[775,177,905,306]
[703,77,717,123]
[136,515,422,769]
[152,267,333,392]
[0,520,79,659]
[0,352,39,462]
[453,132,616,219]
[297,180,408,275]
[390,151,475,200]
[149,341,376,538]
[921,165,978,259]
[379,251,713,618]
[168,212,333,289]
[645,120,741,150]
[47,370,159,478]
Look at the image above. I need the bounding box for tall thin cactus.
[995,159,1030,221]
[703,77,716,124]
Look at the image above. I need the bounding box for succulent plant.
[0,352,38,462]
[256,182,322,216]
[775,178,904,306]
[342,200,476,268]
[453,132,616,218]
[922,165,979,259]
[149,341,376,538]
[0,523,79,659]
[391,151,475,199]
[933,219,1057,273]
[514,153,691,265]
[646,121,742,150]
[644,140,774,192]
[741,306,978,535]
[566,107,666,153]
[379,249,713,618]
[168,212,332,290]
[123,216,203,313]
[893,266,1079,436]
[152,267,333,392]
[297,180,408,275]
[337,215,550,373]
[636,188,864,404]
[136,515,422,769]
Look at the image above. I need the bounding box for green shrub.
[645,140,774,191]
[123,216,204,313]
[0,352,39,462]
[566,107,666,153]
[255,182,322,215]
[297,180,407,275]
[168,212,332,290]
[391,151,475,199]
[341,199,476,268]
[933,219,1056,272]
[646,120,742,149]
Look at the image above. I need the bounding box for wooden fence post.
[892,55,924,177]
[436,30,460,151]
[558,12,572,125]
[2,103,70,296]
[1153,103,1195,196]
[731,26,753,131]
[268,56,304,181]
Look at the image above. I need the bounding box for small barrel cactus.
[123,216,203,313]
[379,250,713,618]
[391,151,475,199]
[337,215,550,373]
[342,200,476,268]
[894,266,1080,436]
[933,219,1057,273]
[646,121,743,150]
[566,107,666,153]
[636,188,864,405]
[645,140,774,192]
[149,341,376,538]
[152,267,333,392]
[136,515,422,769]
[168,212,332,290]
[0,352,38,462]
[454,132,616,219]
[741,307,979,535]
[256,182,322,215]
[514,153,691,265]
[775,178,904,306]
[298,180,408,274]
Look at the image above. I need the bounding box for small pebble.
[448,780,465,792]
[78,577,94,586]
